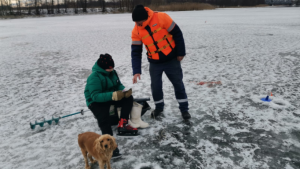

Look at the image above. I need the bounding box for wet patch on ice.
[254,33,274,36]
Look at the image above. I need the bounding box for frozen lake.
[0,6,300,169]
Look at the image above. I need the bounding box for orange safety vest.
[137,12,176,60]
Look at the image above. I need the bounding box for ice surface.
[1,7,300,169]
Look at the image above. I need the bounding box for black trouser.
[88,96,133,136]
[150,58,189,112]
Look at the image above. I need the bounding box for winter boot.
[151,109,163,119]
[112,147,122,159]
[128,119,141,128]
[130,102,149,128]
[117,107,140,128]
[181,111,191,120]
[117,118,138,136]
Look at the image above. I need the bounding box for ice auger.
[30,110,85,129]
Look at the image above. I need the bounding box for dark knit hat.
[132,5,148,22]
[97,53,115,70]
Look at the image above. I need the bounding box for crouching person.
[84,53,137,158]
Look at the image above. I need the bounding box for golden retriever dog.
[78,132,117,169]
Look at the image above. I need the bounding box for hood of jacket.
[137,7,154,29]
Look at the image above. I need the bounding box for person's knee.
[173,83,184,90]
[151,83,163,91]
[122,95,133,103]
[127,95,133,101]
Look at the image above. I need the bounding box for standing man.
[131,5,191,120]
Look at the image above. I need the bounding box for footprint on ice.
[250,95,291,109]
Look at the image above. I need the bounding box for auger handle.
[61,109,84,118]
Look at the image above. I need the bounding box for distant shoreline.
[0,4,295,20]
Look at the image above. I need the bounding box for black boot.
[112,147,122,159]
[151,109,163,119]
[181,111,191,120]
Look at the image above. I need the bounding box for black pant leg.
[114,96,133,120]
[164,58,189,112]
[89,102,113,136]
[149,62,164,110]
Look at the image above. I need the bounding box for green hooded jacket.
[84,62,125,107]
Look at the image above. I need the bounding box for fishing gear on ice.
[30,110,85,129]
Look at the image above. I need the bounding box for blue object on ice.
[261,96,272,102]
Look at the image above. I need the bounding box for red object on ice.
[197,81,222,86]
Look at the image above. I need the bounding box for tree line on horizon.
[0,0,298,16]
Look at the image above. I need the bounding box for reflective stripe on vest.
[138,13,176,60]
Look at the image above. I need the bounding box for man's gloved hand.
[112,91,124,101]
[124,88,132,98]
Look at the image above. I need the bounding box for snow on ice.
[0,7,300,169]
